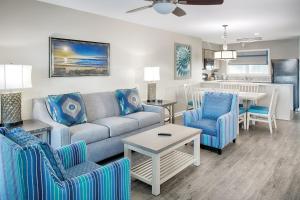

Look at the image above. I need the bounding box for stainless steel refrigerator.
[272,59,299,110]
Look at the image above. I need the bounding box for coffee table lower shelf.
[131,150,194,185]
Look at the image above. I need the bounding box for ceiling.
[38,0,300,43]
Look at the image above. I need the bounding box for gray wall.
[229,38,299,59]
[0,0,203,118]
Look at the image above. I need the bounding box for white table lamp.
[144,67,160,102]
[0,64,32,127]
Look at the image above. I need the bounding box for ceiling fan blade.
[172,7,186,17]
[126,5,153,13]
[178,0,224,5]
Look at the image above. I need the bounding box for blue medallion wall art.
[174,43,192,80]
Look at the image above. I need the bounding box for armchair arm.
[32,98,71,148]
[216,111,238,149]
[142,104,164,124]
[56,141,87,169]
[62,158,131,200]
[183,108,202,126]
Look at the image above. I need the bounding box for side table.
[9,119,52,144]
[143,100,177,123]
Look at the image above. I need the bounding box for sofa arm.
[56,141,87,169]
[183,108,202,126]
[32,98,71,148]
[216,112,238,148]
[142,104,164,124]
[62,158,131,200]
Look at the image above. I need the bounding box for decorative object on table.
[144,67,160,102]
[8,119,52,144]
[46,92,87,126]
[144,100,176,123]
[183,92,238,155]
[115,88,143,116]
[126,0,224,17]
[49,37,110,77]
[175,43,192,80]
[214,25,237,60]
[0,64,32,127]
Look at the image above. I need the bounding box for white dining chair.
[247,89,278,134]
[191,88,203,109]
[239,106,247,130]
[238,83,260,93]
[183,83,194,110]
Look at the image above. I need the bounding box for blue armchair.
[0,128,131,200]
[183,92,238,154]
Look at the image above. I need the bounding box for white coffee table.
[122,124,201,196]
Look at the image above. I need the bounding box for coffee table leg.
[152,154,160,196]
[193,135,200,166]
[124,144,132,161]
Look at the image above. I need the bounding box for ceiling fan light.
[153,3,176,14]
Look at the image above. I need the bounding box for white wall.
[0,0,203,119]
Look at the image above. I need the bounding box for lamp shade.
[144,67,160,82]
[0,64,32,90]
[214,50,237,60]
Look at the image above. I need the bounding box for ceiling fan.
[126,0,224,17]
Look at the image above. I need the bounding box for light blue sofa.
[0,128,130,200]
[33,91,164,162]
[183,92,238,154]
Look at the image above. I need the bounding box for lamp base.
[147,83,157,102]
[0,92,23,127]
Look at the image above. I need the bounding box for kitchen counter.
[199,81,294,120]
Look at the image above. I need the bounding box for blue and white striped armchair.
[183,92,238,154]
[0,128,131,200]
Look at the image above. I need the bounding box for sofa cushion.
[65,161,100,179]
[6,128,66,181]
[188,119,217,136]
[81,92,120,122]
[123,112,161,129]
[93,117,139,137]
[115,88,143,116]
[70,123,109,144]
[202,92,233,120]
[46,93,87,126]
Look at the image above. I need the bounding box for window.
[227,49,270,75]
[227,65,270,75]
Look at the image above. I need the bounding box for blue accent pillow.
[6,128,67,181]
[202,92,233,120]
[0,127,8,135]
[46,93,87,126]
[115,88,143,116]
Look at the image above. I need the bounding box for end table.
[143,100,177,123]
[9,119,52,144]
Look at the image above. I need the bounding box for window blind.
[228,50,269,65]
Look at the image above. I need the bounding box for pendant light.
[214,25,237,60]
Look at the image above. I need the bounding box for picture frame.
[174,43,192,80]
[49,37,110,77]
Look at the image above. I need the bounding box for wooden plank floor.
[130,114,300,200]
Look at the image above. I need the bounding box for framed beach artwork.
[49,37,110,77]
[174,43,192,80]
